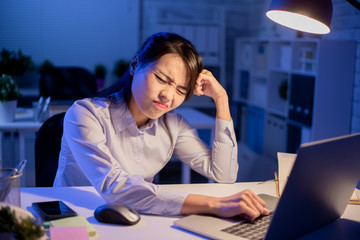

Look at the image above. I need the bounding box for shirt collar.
[108,92,158,136]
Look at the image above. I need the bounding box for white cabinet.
[233,38,356,160]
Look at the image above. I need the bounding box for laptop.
[174,133,360,240]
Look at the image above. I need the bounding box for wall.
[1,0,358,131]
[0,0,140,89]
[2,0,358,132]
[245,0,360,186]
[324,0,360,134]
[251,0,360,134]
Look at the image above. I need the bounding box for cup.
[0,169,22,207]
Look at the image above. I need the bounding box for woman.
[54,32,269,220]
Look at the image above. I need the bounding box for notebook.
[174,133,360,240]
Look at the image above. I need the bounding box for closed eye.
[176,88,186,96]
[154,72,187,96]
[154,73,167,84]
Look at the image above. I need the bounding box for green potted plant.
[37,60,55,75]
[0,206,45,240]
[0,48,34,77]
[0,48,34,122]
[0,74,21,122]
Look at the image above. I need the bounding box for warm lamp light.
[266,0,360,35]
[266,0,333,34]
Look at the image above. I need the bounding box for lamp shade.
[266,0,333,34]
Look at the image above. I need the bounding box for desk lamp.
[266,0,360,34]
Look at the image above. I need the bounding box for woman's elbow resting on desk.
[216,178,237,184]
[211,174,237,184]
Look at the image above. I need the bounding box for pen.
[15,160,27,175]
[36,96,44,121]
[40,96,51,121]
[274,171,280,198]
[9,160,27,176]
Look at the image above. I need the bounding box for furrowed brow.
[157,69,187,90]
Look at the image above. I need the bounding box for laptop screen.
[265,133,360,239]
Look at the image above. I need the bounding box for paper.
[350,190,360,203]
[277,152,360,203]
[50,226,89,240]
[277,152,296,196]
[49,216,96,236]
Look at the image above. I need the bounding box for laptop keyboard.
[220,212,273,240]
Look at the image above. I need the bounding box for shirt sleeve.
[173,114,238,183]
[62,100,188,215]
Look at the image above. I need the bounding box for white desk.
[20,182,360,240]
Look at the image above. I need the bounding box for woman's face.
[130,53,189,122]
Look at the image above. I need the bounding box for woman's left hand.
[194,69,231,121]
[194,69,226,101]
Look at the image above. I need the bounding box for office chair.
[34,112,65,187]
[39,67,97,100]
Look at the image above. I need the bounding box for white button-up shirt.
[54,94,238,215]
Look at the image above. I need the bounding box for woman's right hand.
[181,189,269,221]
[209,189,270,221]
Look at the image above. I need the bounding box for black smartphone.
[32,200,78,221]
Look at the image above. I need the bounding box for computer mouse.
[94,202,141,225]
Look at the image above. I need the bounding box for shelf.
[291,41,318,74]
[235,40,252,71]
[264,114,287,159]
[267,108,287,118]
[268,68,290,74]
[247,76,267,109]
[253,42,268,75]
[233,37,356,160]
[269,41,292,71]
[288,74,315,127]
[267,71,288,115]
[245,106,265,154]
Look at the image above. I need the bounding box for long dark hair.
[97,32,203,104]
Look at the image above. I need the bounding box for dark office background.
[0,0,359,186]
